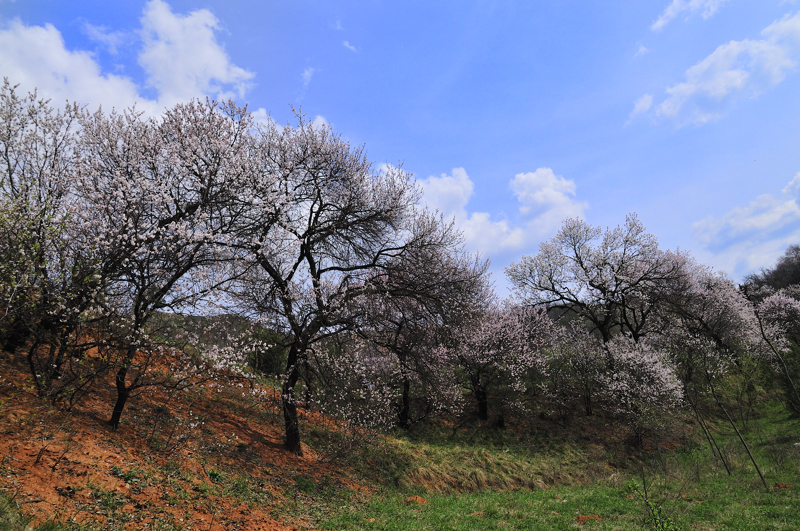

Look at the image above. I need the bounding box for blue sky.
[2,0,800,293]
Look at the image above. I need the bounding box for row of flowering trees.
[292,206,800,452]
[506,214,800,453]
[2,79,799,456]
[0,80,491,454]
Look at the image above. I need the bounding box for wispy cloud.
[343,40,357,52]
[647,11,800,125]
[652,0,731,31]
[82,22,128,55]
[634,45,650,58]
[693,172,800,275]
[301,67,315,89]
[626,93,654,125]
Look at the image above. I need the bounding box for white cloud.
[311,114,328,129]
[783,172,800,195]
[510,168,588,236]
[138,0,254,108]
[651,0,731,31]
[510,168,582,215]
[460,213,527,254]
[343,40,357,52]
[420,168,522,254]
[419,167,473,216]
[635,45,650,58]
[693,173,800,275]
[766,9,800,48]
[0,0,255,114]
[695,195,800,242]
[696,234,799,280]
[652,11,800,125]
[0,19,157,113]
[82,22,128,55]
[419,167,586,255]
[251,107,280,129]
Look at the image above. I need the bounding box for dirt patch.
[403,495,429,505]
[0,350,363,530]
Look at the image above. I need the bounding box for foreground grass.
[321,405,800,530]
[0,493,27,531]
[323,474,800,530]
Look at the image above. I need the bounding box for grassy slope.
[323,403,800,530]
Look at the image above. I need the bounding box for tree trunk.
[583,383,593,416]
[26,339,42,393]
[475,387,489,421]
[282,348,302,455]
[398,377,411,429]
[109,348,135,429]
[109,364,130,429]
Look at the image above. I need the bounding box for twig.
[18,498,44,504]
[50,440,72,473]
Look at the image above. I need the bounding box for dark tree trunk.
[398,377,411,429]
[632,428,644,449]
[26,339,42,393]
[109,349,135,429]
[49,341,66,383]
[583,383,593,416]
[475,387,489,421]
[282,347,302,455]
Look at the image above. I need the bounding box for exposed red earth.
[0,347,369,530]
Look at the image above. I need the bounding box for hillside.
[3,344,800,530]
[0,346,365,530]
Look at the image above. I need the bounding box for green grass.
[0,493,28,531]
[318,403,800,530]
[322,466,800,530]
[322,476,800,530]
[323,485,647,530]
